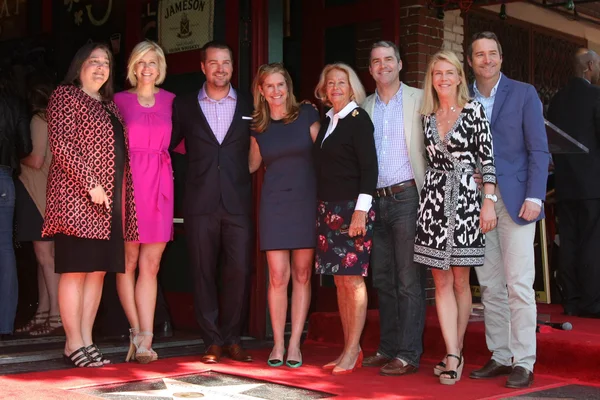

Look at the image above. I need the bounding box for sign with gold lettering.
[159,0,213,54]
[0,0,26,41]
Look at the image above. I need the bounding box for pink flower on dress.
[369,209,376,221]
[364,240,372,253]
[318,202,326,215]
[342,252,358,268]
[354,237,364,252]
[361,263,369,276]
[326,213,344,230]
[317,234,329,253]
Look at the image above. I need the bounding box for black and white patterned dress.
[414,100,496,270]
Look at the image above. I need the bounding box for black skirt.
[55,109,126,274]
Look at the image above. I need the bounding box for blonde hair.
[314,63,366,107]
[251,63,300,133]
[126,40,167,86]
[420,50,471,115]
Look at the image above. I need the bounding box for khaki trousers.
[475,189,537,372]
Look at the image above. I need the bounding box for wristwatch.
[484,193,498,203]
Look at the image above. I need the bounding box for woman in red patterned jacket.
[43,43,139,368]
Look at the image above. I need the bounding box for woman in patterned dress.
[248,63,320,368]
[313,63,378,375]
[414,50,497,384]
[43,43,139,367]
[114,41,175,364]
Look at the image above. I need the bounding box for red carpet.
[0,346,589,400]
[307,304,600,384]
[2,304,598,399]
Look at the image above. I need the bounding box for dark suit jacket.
[170,89,252,216]
[547,77,600,201]
[471,75,550,225]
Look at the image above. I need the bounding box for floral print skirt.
[315,199,375,276]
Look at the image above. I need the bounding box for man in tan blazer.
[361,41,428,376]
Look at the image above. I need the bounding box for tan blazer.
[362,82,427,192]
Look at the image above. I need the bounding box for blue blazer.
[472,75,550,225]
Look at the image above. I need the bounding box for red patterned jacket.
[42,85,139,241]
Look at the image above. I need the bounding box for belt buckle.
[385,186,393,197]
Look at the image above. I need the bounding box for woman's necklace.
[137,93,155,108]
[436,106,457,126]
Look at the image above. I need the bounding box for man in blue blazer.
[467,32,550,389]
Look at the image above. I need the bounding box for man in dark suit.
[547,49,600,319]
[467,31,550,389]
[170,41,253,363]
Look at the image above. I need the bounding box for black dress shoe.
[470,359,513,379]
[506,366,534,388]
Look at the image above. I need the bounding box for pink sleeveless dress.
[114,89,175,243]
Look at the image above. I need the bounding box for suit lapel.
[363,95,375,118]
[402,83,415,152]
[491,75,510,127]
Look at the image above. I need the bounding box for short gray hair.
[371,41,401,63]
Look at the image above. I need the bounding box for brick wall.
[399,0,444,87]
[443,9,465,62]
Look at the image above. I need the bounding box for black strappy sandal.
[85,343,111,365]
[439,353,464,385]
[434,356,446,376]
[63,347,98,368]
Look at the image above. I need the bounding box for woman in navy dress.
[249,63,320,368]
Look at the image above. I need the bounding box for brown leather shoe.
[379,358,418,376]
[362,353,392,368]
[224,344,253,362]
[201,344,222,364]
[469,359,513,379]
[506,366,534,388]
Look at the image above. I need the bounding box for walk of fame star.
[110,377,264,399]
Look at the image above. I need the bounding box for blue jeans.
[371,186,426,367]
[0,167,17,334]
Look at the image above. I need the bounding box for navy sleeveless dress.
[254,104,319,251]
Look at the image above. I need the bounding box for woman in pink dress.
[114,40,175,364]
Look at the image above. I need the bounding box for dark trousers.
[557,199,600,315]
[0,167,17,334]
[185,203,252,347]
[371,186,426,367]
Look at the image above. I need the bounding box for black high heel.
[439,353,464,385]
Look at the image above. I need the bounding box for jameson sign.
[159,0,213,54]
